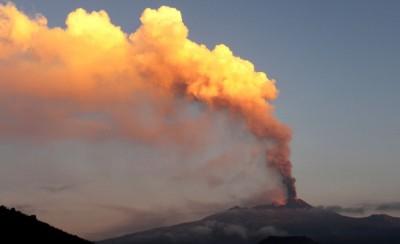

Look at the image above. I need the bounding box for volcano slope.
[99,199,400,244]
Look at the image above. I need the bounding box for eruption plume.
[0,3,296,200]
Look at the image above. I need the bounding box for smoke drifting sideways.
[0,3,295,201]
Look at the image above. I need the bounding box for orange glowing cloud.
[0,3,295,199]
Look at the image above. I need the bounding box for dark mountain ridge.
[0,205,91,243]
[260,236,319,244]
[100,198,400,244]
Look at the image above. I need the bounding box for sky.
[0,0,399,240]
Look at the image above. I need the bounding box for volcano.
[99,198,400,244]
[254,198,312,210]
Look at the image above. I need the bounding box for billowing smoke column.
[0,4,296,200]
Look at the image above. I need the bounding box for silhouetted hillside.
[0,205,91,243]
[259,236,319,244]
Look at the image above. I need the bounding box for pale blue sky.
[1,0,400,239]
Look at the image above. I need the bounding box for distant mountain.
[99,198,400,244]
[0,205,91,243]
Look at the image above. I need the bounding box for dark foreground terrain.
[260,236,319,244]
[0,205,91,243]
[100,198,400,244]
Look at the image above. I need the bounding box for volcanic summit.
[100,198,400,244]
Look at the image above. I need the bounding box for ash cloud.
[320,202,400,216]
[321,205,366,215]
[376,202,400,211]
[0,2,294,239]
[150,220,286,243]
[0,2,294,201]
[256,226,287,238]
